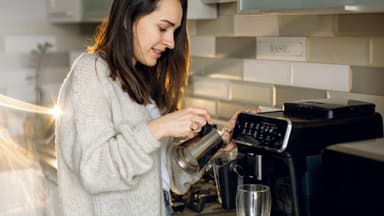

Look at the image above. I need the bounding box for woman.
[55,0,236,215]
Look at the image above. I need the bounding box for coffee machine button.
[253,131,258,137]
[266,136,271,142]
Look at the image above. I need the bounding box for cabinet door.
[47,0,81,22]
[48,0,215,22]
[241,0,304,11]
[82,0,113,22]
[239,0,384,14]
[47,0,112,23]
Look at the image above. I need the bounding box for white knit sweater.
[55,53,200,216]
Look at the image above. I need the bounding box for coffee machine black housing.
[230,100,383,216]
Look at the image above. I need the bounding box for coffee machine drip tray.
[232,99,383,155]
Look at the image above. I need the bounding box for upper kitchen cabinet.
[48,0,216,23]
[187,0,217,20]
[201,0,236,3]
[239,0,384,14]
[47,0,112,23]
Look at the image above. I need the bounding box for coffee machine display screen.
[231,112,292,152]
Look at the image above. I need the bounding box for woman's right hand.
[220,107,261,152]
[148,107,212,140]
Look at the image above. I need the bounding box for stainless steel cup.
[173,127,225,174]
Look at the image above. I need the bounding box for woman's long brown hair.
[88,0,189,113]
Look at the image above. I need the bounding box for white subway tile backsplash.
[39,67,69,84]
[308,37,369,65]
[217,100,259,119]
[188,21,197,36]
[231,81,274,106]
[258,106,283,112]
[337,14,384,36]
[0,53,31,68]
[216,37,256,58]
[192,76,230,99]
[40,52,69,67]
[195,15,234,36]
[4,36,56,54]
[243,59,291,85]
[212,118,227,130]
[328,91,384,119]
[187,0,217,20]
[0,36,4,53]
[40,83,63,106]
[279,15,336,37]
[351,66,384,96]
[204,57,243,80]
[257,37,307,61]
[217,2,238,16]
[69,50,83,66]
[275,85,327,107]
[190,57,206,75]
[234,15,279,36]
[292,62,351,92]
[371,38,384,67]
[183,96,217,116]
[0,68,36,102]
[0,0,46,21]
[190,36,216,57]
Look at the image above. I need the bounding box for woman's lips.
[152,48,162,58]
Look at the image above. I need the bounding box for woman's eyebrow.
[160,19,176,27]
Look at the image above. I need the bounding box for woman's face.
[132,0,182,67]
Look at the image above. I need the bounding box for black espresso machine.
[227,99,383,216]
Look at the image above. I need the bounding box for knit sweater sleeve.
[58,54,161,194]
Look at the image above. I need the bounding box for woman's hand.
[148,107,212,140]
[220,108,261,152]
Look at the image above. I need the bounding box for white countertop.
[326,137,384,161]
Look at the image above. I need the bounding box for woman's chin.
[141,59,157,67]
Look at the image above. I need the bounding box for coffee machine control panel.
[231,112,292,152]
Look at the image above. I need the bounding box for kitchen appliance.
[212,150,245,209]
[228,99,383,216]
[283,98,375,119]
[321,137,384,216]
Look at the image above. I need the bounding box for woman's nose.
[162,33,175,49]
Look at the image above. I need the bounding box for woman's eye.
[159,27,167,32]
